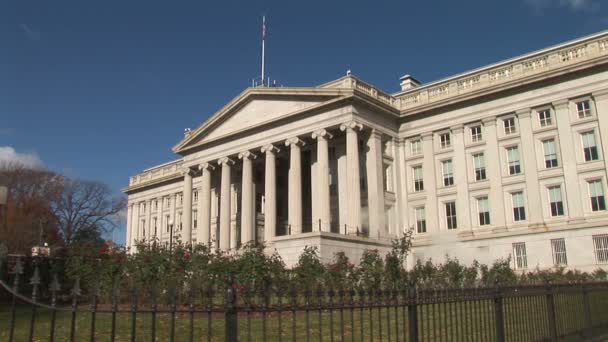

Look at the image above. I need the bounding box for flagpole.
[261,15,266,86]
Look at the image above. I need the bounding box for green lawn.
[1,292,607,341]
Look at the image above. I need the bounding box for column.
[198,163,214,246]
[517,109,544,225]
[133,203,141,250]
[421,132,439,232]
[593,90,608,180]
[219,157,234,250]
[365,129,385,239]
[340,121,363,234]
[145,199,152,242]
[285,137,305,234]
[239,151,257,245]
[312,129,333,231]
[482,117,506,228]
[170,193,177,246]
[451,125,472,233]
[182,169,193,244]
[554,100,584,220]
[126,204,133,250]
[394,138,408,236]
[262,144,279,241]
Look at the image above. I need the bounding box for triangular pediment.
[173,87,347,153]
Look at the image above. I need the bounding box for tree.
[0,162,126,253]
[51,178,126,245]
[0,163,63,253]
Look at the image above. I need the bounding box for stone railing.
[396,33,608,111]
[321,75,397,106]
[129,160,184,186]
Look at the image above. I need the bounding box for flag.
[262,16,266,41]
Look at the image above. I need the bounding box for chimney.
[399,74,421,91]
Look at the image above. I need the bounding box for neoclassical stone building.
[124,31,608,271]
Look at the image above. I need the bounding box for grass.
[1,292,607,341]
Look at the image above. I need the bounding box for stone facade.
[124,31,608,271]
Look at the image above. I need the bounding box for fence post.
[545,281,558,342]
[493,280,505,342]
[582,283,593,337]
[225,274,237,342]
[408,281,418,342]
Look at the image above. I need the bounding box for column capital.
[285,137,305,147]
[481,117,497,126]
[593,88,608,101]
[368,128,383,139]
[181,167,196,177]
[238,151,258,160]
[199,162,216,171]
[450,124,464,134]
[218,157,235,166]
[311,129,334,140]
[261,144,280,154]
[340,120,363,132]
[515,108,532,118]
[421,131,433,141]
[552,99,569,109]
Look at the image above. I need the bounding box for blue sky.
[1,0,607,243]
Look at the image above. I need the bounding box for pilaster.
[481,117,506,228]
[421,132,439,232]
[516,109,543,225]
[554,99,584,220]
[451,125,472,233]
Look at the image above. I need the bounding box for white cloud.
[524,0,599,11]
[0,146,44,169]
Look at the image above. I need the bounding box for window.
[194,191,199,202]
[193,210,198,229]
[445,202,457,230]
[593,234,608,264]
[442,159,454,186]
[410,140,422,155]
[478,197,490,226]
[576,100,592,119]
[548,186,564,217]
[588,180,606,211]
[582,131,599,162]
[511,192,526,222]
[141,220,146,237]
[506,147,521,175]
[166,215,170,232]
[141,202,146,213]
[538,109,552,127]
[415,207,426,233]
[153,217,157,236]
[504,117,516,135]
[543,139,558,168]
[440,133,451,149]
[178,212,183,230]
[179,194,183,205]
[512,242,527,269]
[471,126,483,142]
[551,238,568,266]
[154,200,158,211]
[473,153,486,181]
[166,197,171,208]
[413,166,424,192]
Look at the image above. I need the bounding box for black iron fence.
[1,256,608,341]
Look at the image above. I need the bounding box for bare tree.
[51,178,126,245]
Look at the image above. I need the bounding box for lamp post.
[168,219,174,253]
